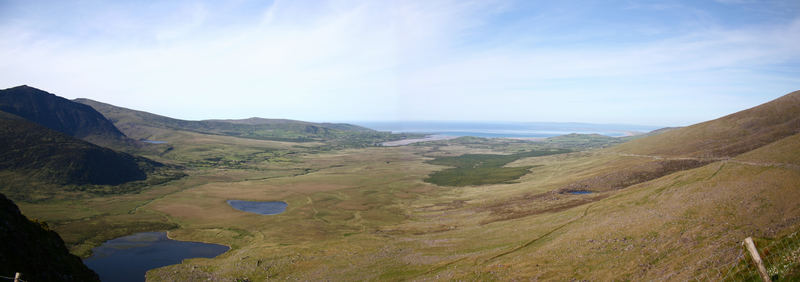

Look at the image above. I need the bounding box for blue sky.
[1,0,798,126]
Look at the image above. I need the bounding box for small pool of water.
[83,231,228,282]
[567,190,593,194]
[227,200,287,215]
[142,140,167,144]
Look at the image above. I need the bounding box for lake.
[227,200,287,215]
[83,232,228,282]
[354,121,661,138]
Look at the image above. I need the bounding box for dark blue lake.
[83,232,228,282]
[227,200,287,215]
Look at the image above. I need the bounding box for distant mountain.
[0,86,128,147]
[0,113,158,186]
[0,193,100,281]
[532,129,679,150]
[542,133,626,149]
[613,90,800,158]
[76,98,379,142]
[209,117,374,132]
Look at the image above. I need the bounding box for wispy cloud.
[0,0,798,125]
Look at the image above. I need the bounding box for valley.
[2,86,800,280]
[3,1,798,280]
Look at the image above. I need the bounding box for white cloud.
[0,0,798,125]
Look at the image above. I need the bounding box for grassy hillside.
[613,90,800,158]
[0,113,178,201]
[528,133,800,280]
[549,90,800,193]
[735,132,800,166]
[0,86,128,147]
[0,193,99,281]
[441,135,800,280]
[0,115,156,184]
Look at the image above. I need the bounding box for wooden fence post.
[744,237,772,282]
[13,272,19,282]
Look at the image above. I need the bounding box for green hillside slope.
[474,91,800,279]
[552,90,800,193]
[0,114,159,188]
[613,90,800,158]
[487,132,800,280]
[392,92,800,280]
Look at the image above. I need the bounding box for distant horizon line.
[191,117,671,128]
[343,120,669,128]
[1,84,709,128]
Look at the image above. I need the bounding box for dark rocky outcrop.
[0,115,156,185]
[0,85,126,143]
[0,193,100,281]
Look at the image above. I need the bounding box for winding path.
[615,153,800,170]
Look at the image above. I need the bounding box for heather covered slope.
[0,114,157,187]
[612,90,800,158]
[471,132,800,280]
[0,193,99,282]
[386,93,800,280]
[735,132,800,167]
[459,92,800,279]
[554,90,800,193]
[0,86,128,146]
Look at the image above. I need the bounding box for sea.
[353,121,662,138]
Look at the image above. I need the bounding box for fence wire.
[691,232,800,281]
[0,274,26,282]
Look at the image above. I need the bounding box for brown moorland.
[8,89,800,280]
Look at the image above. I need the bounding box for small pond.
[83,231,228,282]
[227,200,287,215]
[566,190,593,194]
[142,140,167,144]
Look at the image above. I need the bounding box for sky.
[0,0,799,126]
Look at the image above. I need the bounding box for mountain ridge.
[0,115,158,187]
[0,86,128,147]
[75,98,379,142]
[207,117,374,132]
[551,90,800,194]
[613,90,800,158]
[0,86,169,197]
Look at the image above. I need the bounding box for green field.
[424,149,571,186]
